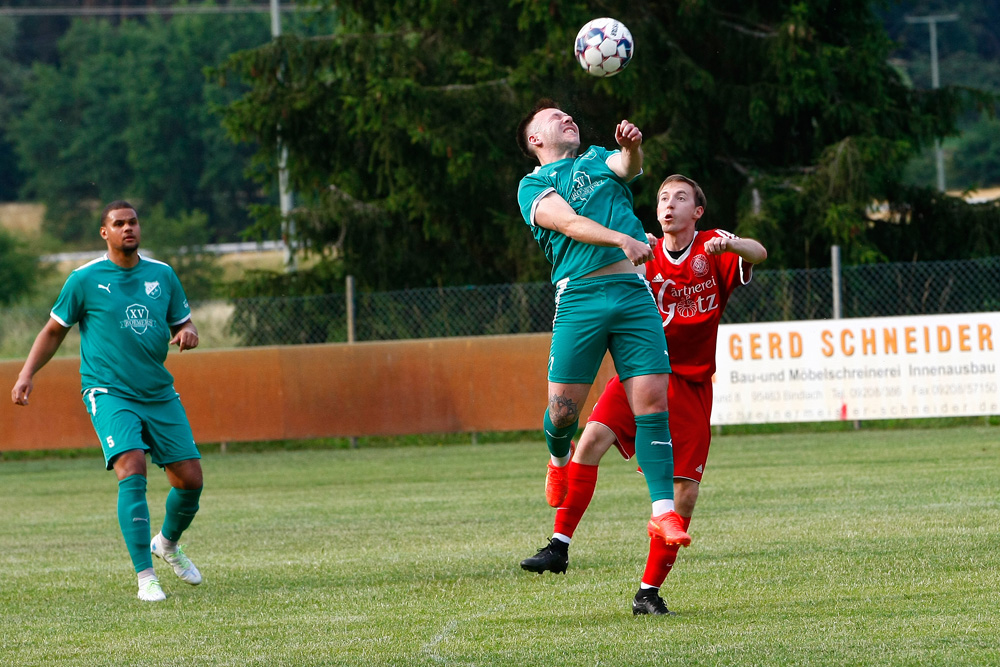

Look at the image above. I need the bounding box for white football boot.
[151,533,203,586]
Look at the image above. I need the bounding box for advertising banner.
[712,313,1000,424]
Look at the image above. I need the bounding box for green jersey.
[50,254,192,402]
[517,145,646,284]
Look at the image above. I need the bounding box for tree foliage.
[216,1,557,291]
[9,12,270,243]
[0,228,42,306]
[873,182,1000,262]
[949,117,1000,189]
[215,0,995,295]
[0,18,27,201]
[140,205,223,303]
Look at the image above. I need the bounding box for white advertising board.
[711,312,1000,424]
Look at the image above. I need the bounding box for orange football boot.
[646,510,692,546]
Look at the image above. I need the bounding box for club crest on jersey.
[691,254,710,277]
[121,304,155,335]
[144,281,161,299]
[568,171,601,204]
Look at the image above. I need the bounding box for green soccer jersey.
[517,145,647,284]
[50,254,192,402]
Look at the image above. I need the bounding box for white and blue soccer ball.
[574,17,634,78]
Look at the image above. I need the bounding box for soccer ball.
[574,18,634,78]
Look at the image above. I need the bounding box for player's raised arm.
[11,318,71,406]
[607,120,643,181]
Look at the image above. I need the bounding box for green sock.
[161,487,202,542]
[634,412,674,502]
[117,474,153,573]
[543,409,577,459]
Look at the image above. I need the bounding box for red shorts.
[586,374,712,482]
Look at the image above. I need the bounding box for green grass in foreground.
[1,428,999,666]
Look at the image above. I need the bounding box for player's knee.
[634,395,669,415]
[547,405,580,429]
[167,459,203,489]
[182,470,203,490]
[112,449,147,480]
[550,413,578,430]
[178,475,203,491]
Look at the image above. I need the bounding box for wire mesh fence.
[713,256,1000,324]
[3,256,999,357]
[225,256,1000,345]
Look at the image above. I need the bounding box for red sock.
[552,462,599,538]
[641,515,692,588]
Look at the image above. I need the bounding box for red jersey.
[647,229,753,382]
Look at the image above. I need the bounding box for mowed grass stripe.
[1,427,998,666]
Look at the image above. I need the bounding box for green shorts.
[548,273,671,384]
[82,389,200,471]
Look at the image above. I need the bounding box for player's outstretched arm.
[11,318,71,406]
[703,235,767,264]
[608,120,643,181]
[169,320,200,352]
[534,193,653,265]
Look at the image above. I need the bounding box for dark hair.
[657,174,707,210]
[100,200,136,226]
[515,98,560,159]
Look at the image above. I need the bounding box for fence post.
[347,274,358,448]
[831,245,842,319]
[832,246,860,430]
[346,274,356,344]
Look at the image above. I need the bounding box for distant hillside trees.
[884,0,1000,190]
[7,12,270,243]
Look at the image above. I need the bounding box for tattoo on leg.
[549,394,580,427]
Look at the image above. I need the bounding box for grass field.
[2,427,999,666]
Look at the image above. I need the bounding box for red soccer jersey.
[647,229,753,382]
